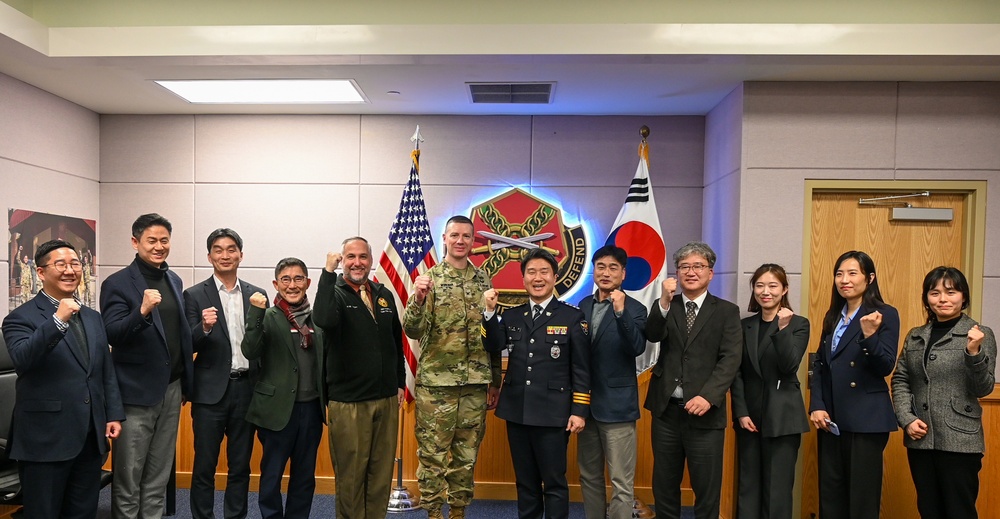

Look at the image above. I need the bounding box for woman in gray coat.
[891,266,996,519]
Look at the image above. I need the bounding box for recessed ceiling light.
[154,79,366,104]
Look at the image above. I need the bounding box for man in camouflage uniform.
[403,215,502,519]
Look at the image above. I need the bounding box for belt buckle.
[229,371,243,380]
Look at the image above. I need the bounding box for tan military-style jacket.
[403,262,502,387]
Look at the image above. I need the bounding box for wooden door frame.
[795,179,987,518]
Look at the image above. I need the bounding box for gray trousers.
[112,379,182,519]
[577,420,637,519]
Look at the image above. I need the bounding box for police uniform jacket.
[483,299,590,427]
[809,303,900,433]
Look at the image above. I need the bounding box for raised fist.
[55,298,80,323]
[413,274,433,304]
[484,288,498,313]
[325,252,343,273]
[660,277,678,309]
[140,289,162,316]
[777,307,794,330]
[249,292,267,309]
[202,307,218,332]
[859,310,883,338]
[967,325,985,355]
[609,289,626,313]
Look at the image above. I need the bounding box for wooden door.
[801,189,966,519]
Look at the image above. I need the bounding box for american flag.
[374,148,438,403]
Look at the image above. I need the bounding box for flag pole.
[387,126,424,513]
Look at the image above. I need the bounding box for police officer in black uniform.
[483,248,591,519]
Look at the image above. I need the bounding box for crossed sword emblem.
[473,203,561,277]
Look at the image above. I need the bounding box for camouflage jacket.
[403,262,502,387]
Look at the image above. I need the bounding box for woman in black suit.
[891,267,996,518]
[731,264,810,519]
[809,250,900,518]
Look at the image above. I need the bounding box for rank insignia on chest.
[547,325,568,335]
[377,297,389,307]
[551,346,561,359]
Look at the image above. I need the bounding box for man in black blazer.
[576,245,647,519]
[100,213,194,519]
[183,229,268,519]
[644,241,741,519]
[482,248,590,519]
[2,239,125,519]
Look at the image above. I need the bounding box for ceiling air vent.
[468,82,554,104]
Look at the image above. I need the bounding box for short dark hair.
[206,228,243,252]
[591,245,627,268]
[445,215,474,230]
[520,248,559,275]
[922,266,971,323]
[35,239,77,266]
[131,213,172,240]
[274,257,308,279]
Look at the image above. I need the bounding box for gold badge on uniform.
[378,297,389,307]
[547,326,568,335]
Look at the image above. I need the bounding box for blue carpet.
[96,486,694,518]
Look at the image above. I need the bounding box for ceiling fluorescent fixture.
[155,79,366,104]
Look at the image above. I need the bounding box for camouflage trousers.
[414,384,489,509]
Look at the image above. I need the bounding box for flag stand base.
[387,456,419,513]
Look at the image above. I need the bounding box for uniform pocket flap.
[951,398,982,419]
[547,380,568,392]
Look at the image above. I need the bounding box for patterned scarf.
[274,294,314,349]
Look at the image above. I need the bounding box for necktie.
[685,301,698,333]
[68,313,90,370]
[359,284,375,319]
[532,304,543,320]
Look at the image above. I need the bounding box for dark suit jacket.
[183,276,268,405]
[2,294,125,462]
[100,260,194,406]
[731,314,810,437]
[643,292,742,429]
[241,305,326,432]
[483,299,590,427]
[578,292,647,423]
[809,303,899,433]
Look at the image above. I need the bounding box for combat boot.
[449,507,465,519]
[425,506,444,519]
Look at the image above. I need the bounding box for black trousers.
[190,376,256,519]
[907,448,982,519]
[19,425,103,519]
[735,430,800,519]
[650,404,725,519]
[255,400,324,519]
[817,430,889,519]
[505,421,570,519]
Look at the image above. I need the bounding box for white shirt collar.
[682,290,708,309]
[213,275,242,293]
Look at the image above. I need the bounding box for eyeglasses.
[41,260,83,271]
[677,263,709,273]
[278,275,307,286]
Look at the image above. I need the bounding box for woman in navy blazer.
[809,251,900,519]
[891,267,996,518]
[731,264,810,519]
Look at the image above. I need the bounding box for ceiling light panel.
[154,79,367,104]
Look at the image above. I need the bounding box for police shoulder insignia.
[580,321,589,335]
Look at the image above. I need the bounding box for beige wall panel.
[0,73,99,181]
[705,85,744,186]
[895,83,1000,171]
[193,183,360,272]
[100,115,195,183]
[360,115,531,186]
[742,82,898,170]
[893,169,1000,275]
[194,115,361,184]
[0,261,7,318]
[709,271,739,306]
[530,116,705,188]
[0,161,101,263]
[98,183,195,268]
[982,277,1000,327]
[702,170,741,277]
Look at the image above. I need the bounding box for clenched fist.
[484,288,498,313]
[202,307,218,333]
[249,292,267,309]
[859,310,883,338]
[967,325,985,355]
[55,298,80,323]
[413,274,433,305]
[140,289,162,317]
[325,252,343,273]
[777,307,794,330]
[660,277,678,309]
[609,289,626,314]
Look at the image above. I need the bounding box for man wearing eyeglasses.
[182,229,268,519]
[100,213,194,519]
[3,239,125,519]
[241,258,325,519]
[643,241,742,519]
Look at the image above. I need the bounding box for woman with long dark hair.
[808,251,900,518]
[731,264,810,519]
[891,267,996,518]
